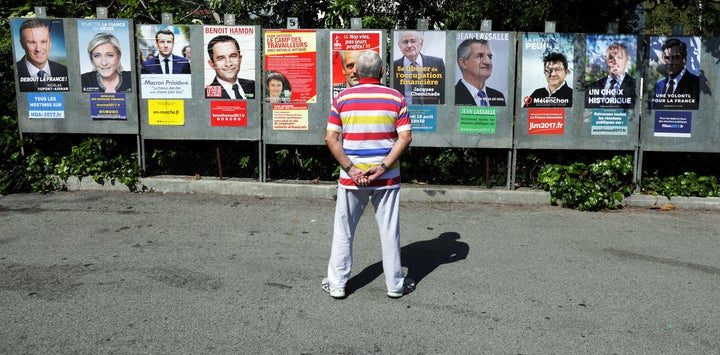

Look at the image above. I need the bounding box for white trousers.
[327,187,405,293]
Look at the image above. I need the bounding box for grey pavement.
[1,180,720,353]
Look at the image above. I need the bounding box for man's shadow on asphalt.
[346,232,469,295]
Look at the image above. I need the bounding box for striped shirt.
[327,78,411,190]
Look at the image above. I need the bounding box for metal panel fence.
[11,15,720,188]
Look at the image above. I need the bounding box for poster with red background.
[330,31,382,98]
[264,30,317,103]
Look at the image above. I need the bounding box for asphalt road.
[1,191,719,354]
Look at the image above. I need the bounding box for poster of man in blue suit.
[140,27,191,74]
[648,36,700,110]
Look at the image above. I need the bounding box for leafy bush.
[642,172,720,198]
[0,115,30,194]
[538,154,635,211]
[21,137,142,193]
[400,147,509,187]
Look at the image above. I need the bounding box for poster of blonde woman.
[78,20,133,93]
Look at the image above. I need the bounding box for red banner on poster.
[210,100,247,126]
[527,108,565,135]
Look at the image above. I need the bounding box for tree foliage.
[644,0,720,36]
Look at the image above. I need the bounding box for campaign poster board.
[138,25,262,140]
[261,29,317,134]
[12,17,139,134]
[388,31,515,149]
[639,36,720,153]
[453,32,512,135]
[644,36,701,140]
[514,33,638,151]
[261,29,388,146]
[77,20,134,121]
[201,26,258,128]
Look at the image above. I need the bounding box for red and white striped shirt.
[327,78,411,189]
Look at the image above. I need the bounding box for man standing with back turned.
[322,50,415,300]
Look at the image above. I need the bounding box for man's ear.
[458,57,467,70]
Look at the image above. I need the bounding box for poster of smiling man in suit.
[12,18,69,92]
[454,32,510,107]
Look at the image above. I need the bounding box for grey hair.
[356,50,383,79]
[457,38,489,62]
